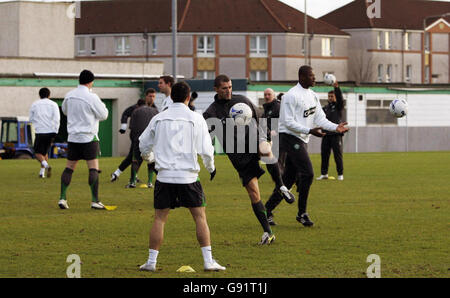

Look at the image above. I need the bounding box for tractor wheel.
[15,153,32,159]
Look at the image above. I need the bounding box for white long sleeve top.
[62,85,108,143]
[279,83,338,143]
[160,95,173,111]
[29,98,60,134]
[139,102,215,184]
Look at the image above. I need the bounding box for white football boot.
[279,185,295,204]
[91,201,106,209]
[58,200,69,209]
[259,232,276,245]
[316,174,328,180]
[204,259,226,271]
[139,262,156,272]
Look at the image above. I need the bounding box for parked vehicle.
[0,117,35,159]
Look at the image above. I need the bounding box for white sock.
[39,168,45,176]
[201,246,213,264]
[41,160,49,168]
[147,249,159,264]
[114,169,122,176]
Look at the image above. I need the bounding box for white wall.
[399,93,450,127]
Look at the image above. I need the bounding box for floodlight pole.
[405,92,409,152]
[172,0,178,82]
[304,0,308,65]
[355,94,358,153]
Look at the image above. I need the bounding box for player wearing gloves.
[264,66,348,227]
[111,89,159,182]
[317,81,345,181]
[138,81,224,272]
[111,98,145,182]
[125,101,158,188]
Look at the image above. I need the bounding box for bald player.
[262,88,279,138]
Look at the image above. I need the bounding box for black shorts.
[154,180,206,209]
[67,141,99,161]
[232,155,265,187]
[33,133,56,155]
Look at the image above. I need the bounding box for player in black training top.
[125,102,158,189]
[203,75,293,245]
[317,80,345,181]
[111,89,159,182]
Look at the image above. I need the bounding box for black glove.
[119,129,126,134]
[210,169,216,181]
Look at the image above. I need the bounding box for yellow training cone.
[103,205,117,211]
[176,266,196,273]
[139,184,148,188]
[328,176,336,180]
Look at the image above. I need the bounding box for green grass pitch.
[0,152,448,278]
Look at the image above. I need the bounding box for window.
[197,71,215,80]
[386,64,392,82]
[250,71,268,81]
[1,121,18,143]
[77,37,85,55]
[197,36,215,56]
[367,100,382,108]
[1,122,6,142]
[250,36,268,56]
[377,31,383,49]
[424,65,430,83]
[151,36,157,55]
[377,64,384,83]
[406,65,412,82]
[424,32,430,51]
[90,38,96,55]
[321,38,333,56]
[384,31,392,49]
[404,32,411,50]
[366,99,397,125]
[115,36,130,55]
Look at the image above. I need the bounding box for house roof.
[75,0,348,36]
[320,0,450,30]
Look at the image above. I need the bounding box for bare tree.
[349,48,374,84]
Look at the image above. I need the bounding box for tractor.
[0,117,35,159]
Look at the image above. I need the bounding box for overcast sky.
[280,0,450,18]
[279,0,353,18]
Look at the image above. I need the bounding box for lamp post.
[304,0,308,65]
[172,0,177,82]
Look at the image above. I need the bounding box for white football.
[229,103,253,126]
[389,98,408,118]
[324,73,336,85]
